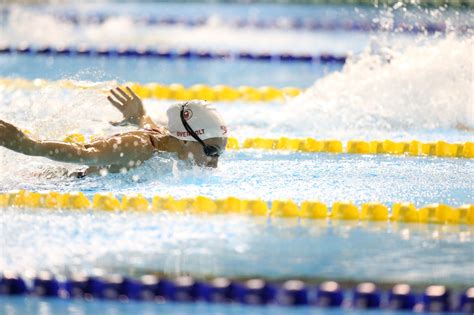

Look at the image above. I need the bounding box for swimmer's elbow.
[36,141,102,166]
[79,147,133,167]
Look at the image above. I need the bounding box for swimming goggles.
[180,104,222,157]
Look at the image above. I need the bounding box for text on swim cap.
[177,129,205,137]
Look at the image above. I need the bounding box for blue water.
[1,152,473,206]
[12,2,473,29]
[1,296,436,315]
[1,2,473,315]
[2,208,473,285]
[33,2,378,20]
[0,54,340,87]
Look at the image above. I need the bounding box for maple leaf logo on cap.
[183,109,193,121]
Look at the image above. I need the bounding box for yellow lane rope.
[56,133,474,159]
[237,137,474,159]
[0,78,302,102]
[1,190,472,226]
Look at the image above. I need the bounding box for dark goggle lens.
[203,145,221,157]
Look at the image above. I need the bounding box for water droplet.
[99,168,108,177]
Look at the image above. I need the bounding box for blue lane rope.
[0,45,347,64]
[1,272,473,313]
[5,9,472,34]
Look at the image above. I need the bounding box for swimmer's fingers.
[107,96,123,110]
[116,87,132,101]
[110,89,127,104]
[125,86,139,100]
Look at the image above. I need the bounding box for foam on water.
[275,35,473,138]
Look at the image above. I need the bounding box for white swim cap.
[167,100,228,141]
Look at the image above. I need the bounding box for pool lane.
[1,151,472,207]
[1,208,473,285]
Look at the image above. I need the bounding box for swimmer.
[0,87,228,176]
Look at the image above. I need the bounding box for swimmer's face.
[179,137,227,168]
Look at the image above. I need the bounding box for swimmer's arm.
[0,121,154,167]
[32,134,154,167]
[107,87,160,130]
[0,119,35,153]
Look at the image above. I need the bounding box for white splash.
[275,35,473,137]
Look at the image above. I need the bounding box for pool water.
[1,296,433,315]
[1,151,473,205]
[0,1,473,314]
[0,54,341,88]
[2,208,473,285]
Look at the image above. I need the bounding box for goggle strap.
[180,104,221,157]
[180,104,207,147]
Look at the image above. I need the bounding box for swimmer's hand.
[107,87,145,126]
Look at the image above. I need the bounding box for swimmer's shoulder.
[140,127,170,152]
[108,127,168,139]
[142,126,168,136]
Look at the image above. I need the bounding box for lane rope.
[0,271,472,312]
[235,137,474,159]
[0,45,347,64]
[51,133,474,159]
[1,190,473,225]
[127,83,303,101]
[19,11,471,34]
[0,78,303,102]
